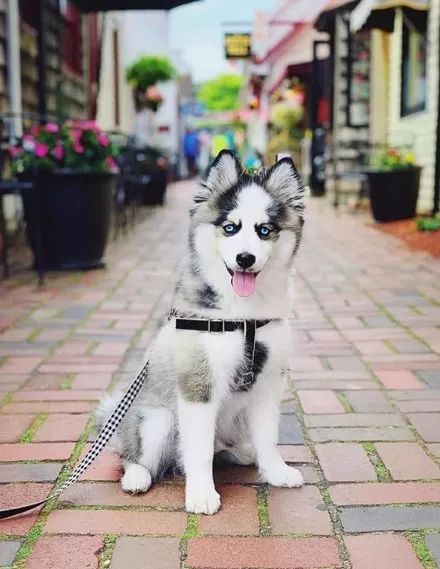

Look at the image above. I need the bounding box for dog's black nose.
[236,253,256,269]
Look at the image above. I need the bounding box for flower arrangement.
[10,120,119,176]
[372,146,418,171]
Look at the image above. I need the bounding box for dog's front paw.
[186,484,221,515]
[121,464,152,494]
[261,464,304,488]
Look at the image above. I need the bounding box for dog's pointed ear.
[265,157,305,214]
[194,150,242,204]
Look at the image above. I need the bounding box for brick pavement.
[0,182,439,568]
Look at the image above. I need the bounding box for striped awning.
[351,0,429,31]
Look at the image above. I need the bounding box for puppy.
[97,150,305,514]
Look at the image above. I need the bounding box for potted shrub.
[10,120,119,270]
[367,146,422,222]
[126,55,175,113]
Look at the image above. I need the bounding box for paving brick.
[330,482,440,505]
[0,512,38,536]
[298,390,345,414]
[33,414,89,442]
[397,400,440,412]
[426,534,440,567]
[345,534,423,569]
[1,401,94,414]
[417,370,440,388]
[0,463,62,482]
[375,443,440,480]
[269,486,332,535]
[44,509,186,535]
[278,414,304,444]
[0,540,21,566]
[343,391,393,413]
[293,380,380,390]
[39,363,118,374]
[408,413,440,442]
[0,414,35,443]
[214,464,258,484]
[0,357,42,375]
[341,505,440,532]
[198,485,259,536]
[292,371,372,381]
[316,443,376,482]
[61,482,184,508]
[186,537,341,568]
[0,442,74,461]
[72,373,113,390]
[375,370,424,389]
[290,357,325,371]
[27,536,103,569]
[427,443,440,458]
[110,537,180,569]
[327,356,366,371]
[24,374,67,390]
[13,390,103,401]
[304,413,405,428]
[354,341,393,355]
[390,390,440,400]
[0,483,52,510]
[310,426,415,442]
[278,445,314,463]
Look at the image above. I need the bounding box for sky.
[169,0,278,84]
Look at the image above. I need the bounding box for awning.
[315,0,361,32]
[351,0,429,32]
[72,0,199,12]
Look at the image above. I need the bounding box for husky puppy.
[97,150,305,515]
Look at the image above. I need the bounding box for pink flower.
[53,144,64,160]
[45,122,59,133]
[9,146,22,158]
[71,129,81,141]
[73,142,85,154]
[105,156,118,172]
[76,120,98,131]
[35,143,49,158]
[30,124,40,136]
[97,132,109,147]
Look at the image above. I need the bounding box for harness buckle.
[208,318,225,333]
[242,371,255,385]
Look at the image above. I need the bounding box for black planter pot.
[367,167,422,222]
[140,169,168,205]
[23,171,114,270]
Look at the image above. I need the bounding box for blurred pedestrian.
[183,128,200,178]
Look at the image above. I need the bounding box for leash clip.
[208,318,225,333]
[242,371,255,385]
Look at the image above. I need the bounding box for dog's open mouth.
[226,267,259,298]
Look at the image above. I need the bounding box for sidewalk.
[0,181,439,569]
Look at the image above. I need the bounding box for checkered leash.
[0,361,149,520]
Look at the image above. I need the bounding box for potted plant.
[367,146,422,222]
[10,120,119,270]
[126,55,175,112]
[127,145,169,205]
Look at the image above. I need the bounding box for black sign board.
[224,33,252,59]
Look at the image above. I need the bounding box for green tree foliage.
[197,74,243,112]
[125,56,176,91]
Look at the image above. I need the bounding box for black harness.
[175,317,273,388]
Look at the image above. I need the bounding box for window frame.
[400,11,428,117]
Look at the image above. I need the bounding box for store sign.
[224,33,252,59]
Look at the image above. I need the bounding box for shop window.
[400,11,427,117]
[63,2,82,75]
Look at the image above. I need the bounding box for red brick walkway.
[1,182,440,568]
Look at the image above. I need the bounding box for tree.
[197,74,243,112]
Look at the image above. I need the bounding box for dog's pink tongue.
[232,272,256,298]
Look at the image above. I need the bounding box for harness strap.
[0,361,149,521]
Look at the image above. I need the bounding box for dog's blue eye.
[223,224,237,235]
[258,225,272,238]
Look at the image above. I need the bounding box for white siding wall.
[387,1,439,212]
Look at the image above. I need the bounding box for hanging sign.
[224,33,252,59]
